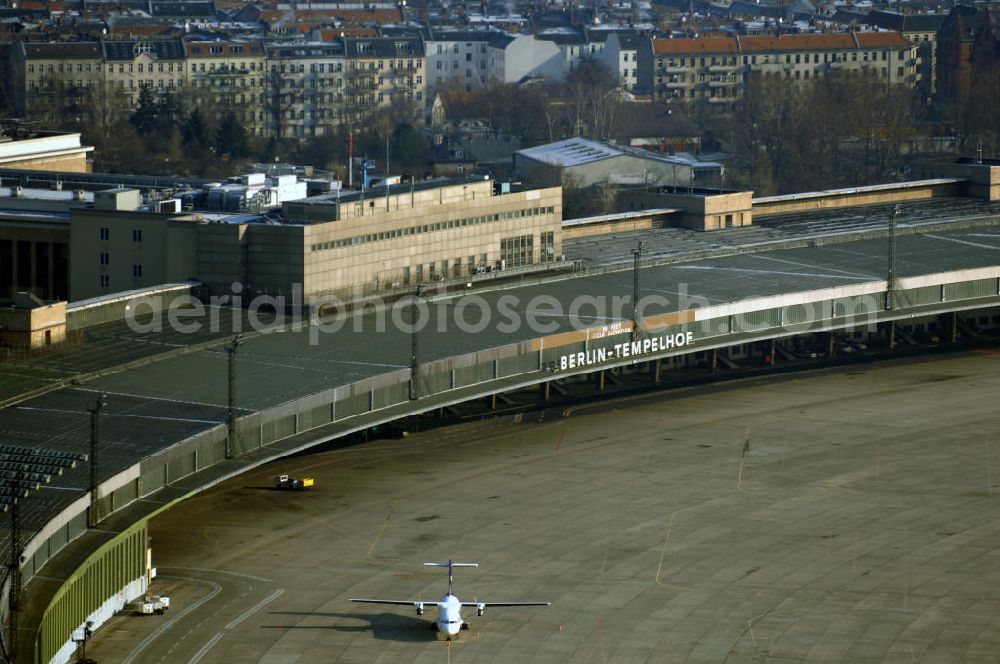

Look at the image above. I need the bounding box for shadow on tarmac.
[264,611,438,642]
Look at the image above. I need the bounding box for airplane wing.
[350,598,441,606]
[460,601,551,607]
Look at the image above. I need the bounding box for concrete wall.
[619,189,752,230]
[196,222,247,297]
[0,133,93,173]
[69,209,199,301]
[495,36,563,83]
[753,179,964,216]
[562,209,679,239]
[0,152,90,173]
[0,301,66,348]
[912,162,1000,201]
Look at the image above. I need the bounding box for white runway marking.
[72,387,228,410]
[237,352,405,369]
[923,233,1000,251]
[673,265,870,280]
[15,405,220,425]
[122,576,223,664]
[748,253,873,279]
[162,566,273,583]
[187,632,223,664]
[643,287,727,303]
[225,589,286,629]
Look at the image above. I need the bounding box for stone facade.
[652,32,918,105]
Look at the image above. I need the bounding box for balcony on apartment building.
[708,62,738,73]
[708,77,735,88]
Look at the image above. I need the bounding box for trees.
[129,85,159,136]
[391,122,428,175]
[563,59,619,140]
[214,110,250,159]
[181,108,213,158]
[726,70,924,194]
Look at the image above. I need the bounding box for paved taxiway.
[87,351,1000,663]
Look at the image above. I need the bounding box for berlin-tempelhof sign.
[559,331,695,371]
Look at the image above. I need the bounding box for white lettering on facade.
[557,331,697,372]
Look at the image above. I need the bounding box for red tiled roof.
[741,34,851,51]
[652,37,738,54]
[184,40,264,57]
[855,32,913,48]
[653,31,912,55]
[18,1,74,10]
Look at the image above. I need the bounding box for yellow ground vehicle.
[274,474,314,490]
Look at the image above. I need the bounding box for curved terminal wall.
[23,265,1000,663]
[35,521,147,664]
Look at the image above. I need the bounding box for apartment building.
[9,42,103,120]
[425,30,491,94]
[342,36,426,124]
[652,32,917,104]
[865,11,945,100]
[101,40,186,106]
[602,32,652,93]
[184,39,267,135]
[265,42,347,140]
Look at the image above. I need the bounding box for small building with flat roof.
[514,137,723,190]
[0,132,94,173]
[0,291,66,349]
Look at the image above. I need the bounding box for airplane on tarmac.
[350,560,550,639]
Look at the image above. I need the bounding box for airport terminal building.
[66,178,563,306]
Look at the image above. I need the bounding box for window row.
[97,228,143,242]
[309,206,556,252]
[660,49,907,68]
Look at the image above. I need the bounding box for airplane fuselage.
[437,594,463,636]
[350,560,548,638]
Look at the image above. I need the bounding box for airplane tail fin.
[425,560,478,595]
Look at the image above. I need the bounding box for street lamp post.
[6,465,23,664]
[886,204,900,312]
[226,334,242,459]
[88,395,107,528]
[632,240,647,342]
[409,284,426,401]
[886,205,901,350]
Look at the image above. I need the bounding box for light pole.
[6,465,22,664]
[886,204,900,311]
[632,240,647,341]
[226,334,242,459]
[88,394,107,528]
[409,284,426,401]
[71,621,92,663]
